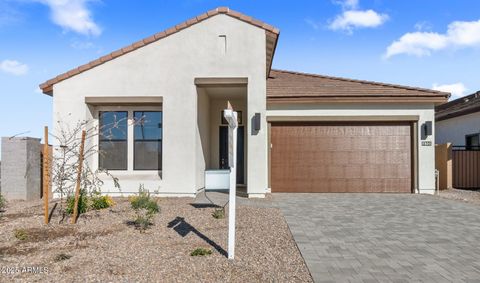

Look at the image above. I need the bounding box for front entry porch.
[196,81,248,194]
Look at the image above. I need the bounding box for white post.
[224,107,238,260]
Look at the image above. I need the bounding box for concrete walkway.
[273,193,480,283]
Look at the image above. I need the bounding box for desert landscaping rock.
[439,188,480,205]
[0,197,312,282]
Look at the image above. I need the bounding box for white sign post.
[223,105,238,260]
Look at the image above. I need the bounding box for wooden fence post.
[71,130,86,224]
[43,126,49,224]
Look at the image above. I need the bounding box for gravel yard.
[0,197,312,282]
[439,188,480,205]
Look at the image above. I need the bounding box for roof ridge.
[271,69,450,96]
[40,7,279,94]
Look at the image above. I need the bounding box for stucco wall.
[52,14,268,197]
[267,103,437,194]
[436,112,480,145]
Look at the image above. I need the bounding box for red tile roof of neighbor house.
[267,69,450,103]
[435,91,480,121]
[39,7,280,95]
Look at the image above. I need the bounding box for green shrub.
[14,229,28,241]
[66,190,89,215]
[0,193,6,212]
[130,186,159,214]
[190,247,212,256]
[90,193,115,210]
[133,214,153,231]
[212,208,225,219]
[129,185,160,231]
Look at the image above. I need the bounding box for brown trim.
[267,115,420,122]
[194,77,248,86]
[267,122,272,189]
[412,122,419,193]
[39,7,279,95]
[267,96,448,104]
[85,96,163,106]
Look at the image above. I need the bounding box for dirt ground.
[438,188,480,205]
[0,197,312,282]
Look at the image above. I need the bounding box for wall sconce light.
[423,121,432,136]
[254,113,261,131]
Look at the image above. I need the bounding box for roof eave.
[267,95,449,104]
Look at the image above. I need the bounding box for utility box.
[1,137,42,201]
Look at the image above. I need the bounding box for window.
[99,111,128,170]
[466,133,480,150]
[134,111,162,170]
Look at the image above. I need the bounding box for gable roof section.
[39,7,279,95]
[435,91,480,121]
[267,69,450,104]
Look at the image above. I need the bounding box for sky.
[1,0,480,145]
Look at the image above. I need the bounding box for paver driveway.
[273,194,480,282]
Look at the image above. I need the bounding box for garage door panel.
[271,122,412,193]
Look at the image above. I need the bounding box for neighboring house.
[39,7,449,197]
[436,91,480,149]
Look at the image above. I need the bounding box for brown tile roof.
[39,7,279,95]
[267,69,450,103]
[435,91,480,121]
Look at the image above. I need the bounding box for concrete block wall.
[1,137,42,201]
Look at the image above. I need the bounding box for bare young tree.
[49,115,133,216]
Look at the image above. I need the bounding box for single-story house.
[436,91,480,148]
[39,7,449,197]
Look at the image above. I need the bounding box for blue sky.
[1,0,480,143]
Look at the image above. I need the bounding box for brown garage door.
[271,122,412,193]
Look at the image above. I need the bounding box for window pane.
[134,111,162,170]
[99,111,128,170]
[134,111,162,140]
[99,111,128,140]
[99,141,128,170]
[134,141,162,170]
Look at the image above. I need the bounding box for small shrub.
[65,190,89,215]
[212,208,225,219]
[129,185,160,231]
[0,193,6,212]
[90,193,115,210]
[130,186,159,214]
[133,215,154,231]
[190,247,212,256]
[54,253,72,262]
[14,229,28,241]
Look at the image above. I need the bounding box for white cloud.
[38,0,101,36]
[329,9,388,32]
[385,19,480,58]
[328,1,388,33]
[433,82,468,100]
[0,60,29,76]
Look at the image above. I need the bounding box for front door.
[219,126,244,184]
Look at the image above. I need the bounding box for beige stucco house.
[40,7,449,197]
